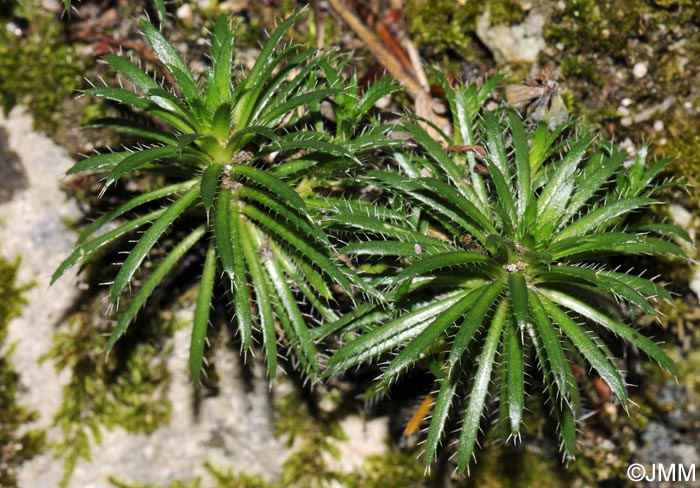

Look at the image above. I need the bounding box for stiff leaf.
[108,225,206,350]
[457,299,508,471]
[190,242,217,382]
[110,185,199,303]
[540,296,628,403]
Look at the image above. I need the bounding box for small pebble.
[653,120,664,132]
[176,4,192,21]
[621,97,633,107]
[633,61,648,78]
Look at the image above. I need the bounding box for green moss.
[661,113,700,201]
[340,445,428,488]
[109,461,276,488]
[404,0,524,63]
[544,0,651,55]
[0,256,45,487]
[0,5,86,132]
[274,387,347,488]
[559,57,603,87]
[461,445,570,488]
[44,306,176,487]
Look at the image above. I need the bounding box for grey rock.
[476,10,546,64]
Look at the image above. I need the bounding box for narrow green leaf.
[86,118,176,145]
[103,53,159,93]
[310,303,377,341]
[528,290,568,397]
[320,212,438,246]
[457,299,508,471]
[554,197,654,242]
[537,265,657,315]
[424,362,461,463]
[85,86,150,111]
[242,205,355,294]
[325,294,465,377]
[394,251,500,284]
[211,103,232,142]
[153,0,167,28]
[190,242,216,382]
[78,180,197,245]
[263,238,318,374]
[480,116,516,233]
[505,316,524,435]
[540,288,676,374]
[244,12,300,89]
[225,125,278,153]
[232,14,301,127]
[232,165,307,214]
[414,178,495,237]
[206,16,234,110]
[378,287,484,387]
[238,186,331,250]
[448,281,505,367]
[67,151,129,175]
[400,123,462,182]
[169,65,203,110]
[452,85,489,205]
[540,295,628,403]
[266,136,355,161]
[201,163,224,216]
[597,270,672,302]
[482,111,511,182]
[52,209,165,284]
[230,198,253,348]
[524,316,577,460]
[214,186,235,278]
[254,49,323,121]
[634,223,692,243]
[107,225,205,350]
[355,77,402,120]
[140,20,198,93]
[340,241,448,258]
[564,150,625,222]
[110,185,199,303]
[536,135,594,238]
[145,88,196,126]
[509,272,529,332]
[529,121,575,174]
[105,145,180,187]
[238,220,276,372]
[508,110,531,225]
[549,232,686,260]
[258,88,343,126]
[498,356,511,441]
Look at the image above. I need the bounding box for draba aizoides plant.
[53,8,688,475]
[51,13,394,382]
[320,74,688,471]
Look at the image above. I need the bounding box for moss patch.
[0,4,85,132]
[0,256,45,487]
[404,0,524,69]
[44,305,176,487]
